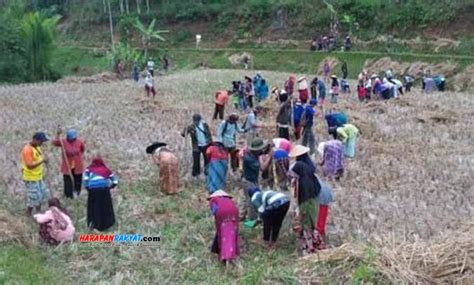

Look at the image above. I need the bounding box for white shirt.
[147,61,155,70]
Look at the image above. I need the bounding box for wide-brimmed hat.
[146,142,167,154]
[298,76,306,82]
[271,86,279,94]
[33,132,49,142]
[289,145,310,157]
[330,75,338,79]
[249,138,269,152]
[371,74,379,79]
[207,190,232,200]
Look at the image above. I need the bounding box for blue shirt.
[195,121,208,147]
[325,112,347,128]
[83,170,118,190]
[304,105,315,128]
[217,121,243,148]
[243,152,260,183]
[293,103,304,124]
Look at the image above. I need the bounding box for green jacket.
[181,121,212,151]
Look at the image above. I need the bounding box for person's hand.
[56,127,62,136]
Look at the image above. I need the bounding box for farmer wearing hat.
[182,113,212,177]
[240,138,272,222]
[248,187,290,249]
[208,190,240,264]
[330,75,339,104]
[301,99,318,155]
[276,90,291,140]
[52,128,85,199]
[146,142,179,195]
[21,132,50,215]
[217,114,245,173]
[242,106,263,142]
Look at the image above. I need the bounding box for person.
[289,145,316,173]
[288,154,323,255]
[240,139,271,222]
[357,83,367,101]
[52,128,85,199]
[364,72,372,100]
[238,80,247,111]
[34,198,75,245]
[337,123,359,158]
[310,39,317,51]
[117,60,125,78]
[341,61,348,79]
[147,57,155,76]
[385,68,393,80]
[319,140,344,180]
[330,75,339,104]
[340,78,350,94]
[301,99,317,155]
[231,81,240,109]
[161,56,169,72]
[83,157,118,231]
[217,114,245,173]
[423,75,436,94]
[208,190,240,265]
[259,143,274,191]
[181,114,212,177]
[244,76,255,108]
[404,74,415,92]
[242,106,263,142]
[297,77,309,103]
[272,138,292,153]
[323,61,330,83]
[316,77,326,106]
[206,141,229,194]
[272,144,290,191]
[144,72,156,98]
[315,178,334,243]
[344,35,352,51]
[257,79,269,102]
[253,72,263,101]
[248,187,290,248]
[293,99,304,140]
[21,132,50,216]
[132,62,140,82]
[213,90,230,120]
[433,75,446,91]
[146,142,179,195]
[310,77,318,102]
[324,110,348,138]
[284,75,296,96]
[275,90,291,140]
[317,37,323,50]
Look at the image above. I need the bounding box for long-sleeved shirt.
[83,170,118,190]
[52,138,85,175]
[336,124,359,143]
[251,190,289,214]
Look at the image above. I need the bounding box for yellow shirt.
[21,144,43,181]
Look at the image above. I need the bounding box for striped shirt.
[252,190,289,214]
[83,170,118,190]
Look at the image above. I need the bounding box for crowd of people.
[21,59,443,267]
[310,35,352,52]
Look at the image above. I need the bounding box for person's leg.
[213,104,219,120]
[218,105,225,120]
[261,212,272,242]
[271,202,290,242]
[317,205,329,236]
[192,151,201,176]
[74,173,83,196]
[248,96,253,108]
[63,175,73,199]
[201,146,209,175]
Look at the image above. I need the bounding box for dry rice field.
[0,69,473,284]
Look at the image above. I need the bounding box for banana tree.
[134,18,168,59]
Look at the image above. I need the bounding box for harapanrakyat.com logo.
[79,233,160,247]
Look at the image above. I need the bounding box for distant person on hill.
[213,90,230,121]
[144,72,156,98]
[310,77,318,101]
[132,62,140,82]
[208,190,240,266]
[357,83,367,102]
[310,38,317,51]
[146,142,179,195]
[404,74,415,92]
[146,57,155,76]
[231,81,240,109]
[257,79,269,102]
[323,60,330,83]
[301,99,318,155]
[315,77,326,106]
[341,61,348,79]
[181,114,212,177]
[284,75,296,96]
[292,99,304,140]
[244,76,255,108]
[433,75,446,91]
[34,198,75,245]
[161,56,169,72]
[340,78,350,94]
[84,156,118,231]
[276,90,292,140]
[298,76,309,103]
[253,72,263,100]
[330,75,340,104]
[344,35,352,51]
[21,132,50,216]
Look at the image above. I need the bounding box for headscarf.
[66,129,77,141]
[87,157,112,177]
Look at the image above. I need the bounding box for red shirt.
[52,138,85,174]
[215,91,229,105]
[206,145,228,162]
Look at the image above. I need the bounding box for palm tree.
[134,18,168,59]
[21,12,61,81]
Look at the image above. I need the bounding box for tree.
[105,0,114,50]
[134,18,168,59]
[21,11,61,81]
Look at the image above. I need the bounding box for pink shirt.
[52,138,85,174]
[34,207,75,242]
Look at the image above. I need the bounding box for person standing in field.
[242,106,263,142]
[52,128,85,199]
[144,72,156,98]
[21,132,50,216]
[284,75,296,97]
[330,75,340,104]
[341,61,348,79]
[216,114,245,173]
[301,99,318,156]
[83,156,118,231]
[213,90,230,121]
[244,76,255,108]
[181,113,212,177]
[146,142,179,195]
[298,77,309,104]
[293,99,305,140]
[323,61,330,83]
[275,90,292,140]
[132,61,140,82]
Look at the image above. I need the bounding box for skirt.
[87,188,115,231]
[211,219,240,262]
[344,136,356,158]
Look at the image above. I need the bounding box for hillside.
[1,69,473,283]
